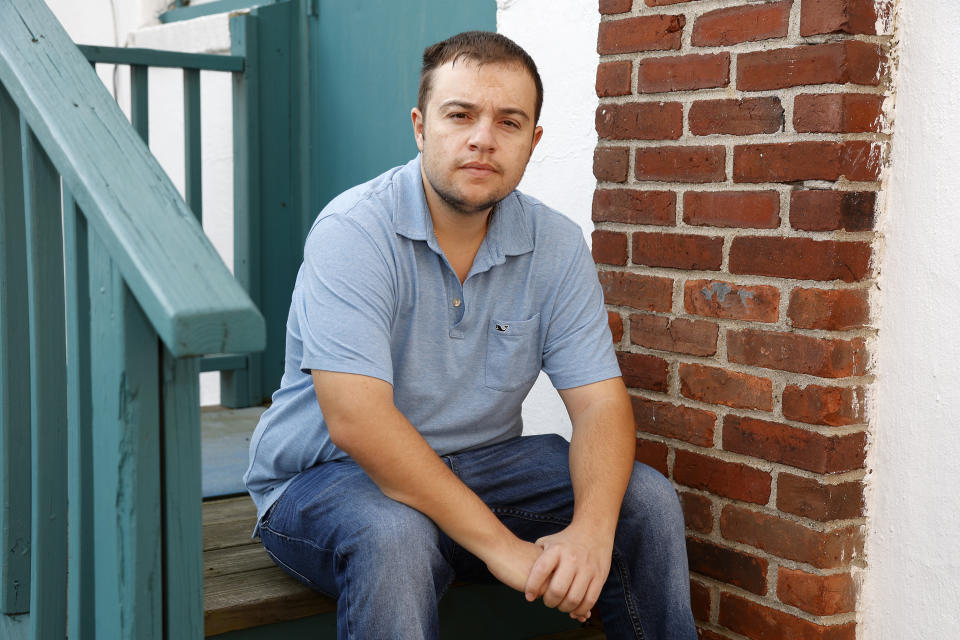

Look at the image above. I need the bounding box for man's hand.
[523,525,613,622]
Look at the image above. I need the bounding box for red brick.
[689,98,783,136]
[617,351,669,392]
[727,329,868,378]
[777,473,865,521]
[783,383,865,426]
[679,364,773,412]
[645,0,699,5]
[840,140,883,181]
[593,189,676,225]
[598,14,685,55]
[790,190,876,232]
[632,396,716,446]
[596,102,683,140]
[778,566,857,616]
[635,438,669,476]
[599,271,673,311]
[734,141,838,183]
[800,0,880,36]
[608,311,624,343]
[794,93,884,133]
[599,0,633,15]
[788,287,870,331]
[698,631,735,640]
[720,504,863,569]
[593,147,630,183]
[596,61,632,97]
[674,449,772,503]
[692,1,791,46]
[592,230,629,266]
[637,53,730,93]
[737,41,885,91]
[680,491,713,534]
[729,236,872,282]
[686,537,767,595]
[684,279,780,322]
[719,592,856,640]
[632,232,722,270]
[684,191,780,229]
[689,578,711,622]
[722,415,867,474]
[636,146,725,183]
[630,313,718,356]
[734,141,882,183]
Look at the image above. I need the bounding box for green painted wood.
[0,612,30,640]
[63,192,95,640]
[201,354,248,373]
[184,68,202,222]
[160,0,282,24]
[88,231,163,640]
[0,0,264,357]
[77,46,244,72]
[131,65,149,143]
[161,350,204,639]
[223,11,262,408]
[22,123,68,640]
[0,82,31,616]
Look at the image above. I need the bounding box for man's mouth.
[461,161,498,176]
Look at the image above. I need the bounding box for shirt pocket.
[483,314,541,392]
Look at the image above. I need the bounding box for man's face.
[412,60,543,216]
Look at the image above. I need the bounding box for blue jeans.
[258,434,697,640]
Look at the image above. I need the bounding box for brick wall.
[593,1,893,637]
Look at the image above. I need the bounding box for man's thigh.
[448,434,575,542]
[259,459,453,596]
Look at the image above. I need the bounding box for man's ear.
[411,107,425,152]
[530,125,544,157]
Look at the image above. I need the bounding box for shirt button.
[452,297,462,308]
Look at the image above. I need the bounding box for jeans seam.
[261,544,331,595]
[612,550,646,640]
[489,506,570,526]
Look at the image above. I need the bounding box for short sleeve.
[295,215,396,384]
[541,235,621,390]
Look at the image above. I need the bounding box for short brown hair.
[418,31,543,124]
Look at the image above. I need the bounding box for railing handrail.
[0,0,265,357]
[77,45,245,72]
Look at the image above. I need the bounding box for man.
[245,31,696,639]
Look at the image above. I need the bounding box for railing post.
[0,81,31,618]
[161,351,204,639]
[63,190,95,640]
[225,11,263,408]
[183,68,202,222]
[89,232,163,640]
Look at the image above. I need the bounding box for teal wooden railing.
[0,1,265,639]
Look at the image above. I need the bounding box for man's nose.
[467,119,496,153]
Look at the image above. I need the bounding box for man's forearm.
[566,382,636,539]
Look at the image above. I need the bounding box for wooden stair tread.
[201,495,605,638]
[202,496,336,636]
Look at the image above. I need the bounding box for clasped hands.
[487,526,613,623]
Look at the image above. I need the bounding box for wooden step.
[201,496,606,638]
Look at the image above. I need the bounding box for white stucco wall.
[862,1,960,636]
[498,0,601,439]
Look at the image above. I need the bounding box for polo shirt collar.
[393,154,535,259]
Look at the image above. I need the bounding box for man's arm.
[523,376,635,621]
[311,370,542,591]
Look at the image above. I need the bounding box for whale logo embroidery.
[495,324,509,333]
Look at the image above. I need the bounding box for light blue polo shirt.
[244,155,621,525]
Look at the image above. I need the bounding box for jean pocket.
[483,314,541,392]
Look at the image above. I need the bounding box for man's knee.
[620,462,685,535]
[342,502,444,565]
